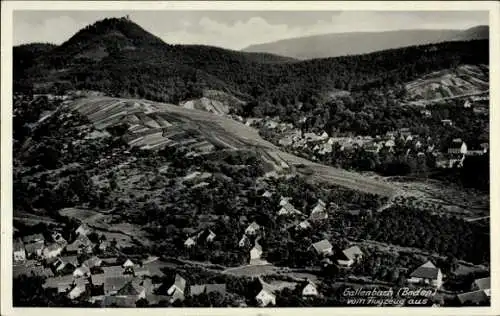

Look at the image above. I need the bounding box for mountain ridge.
[242,26,489,59]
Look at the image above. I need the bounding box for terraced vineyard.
[67,96,397,197]
[405,64,489,104]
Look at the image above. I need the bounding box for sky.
[13,10,489,50]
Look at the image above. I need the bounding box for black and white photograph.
[1,1,498,313]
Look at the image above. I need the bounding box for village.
[12,186,491,307]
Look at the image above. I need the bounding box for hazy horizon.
[13,11,489,50]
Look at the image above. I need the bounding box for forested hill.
[242,26,489,60]
[14,17,488,112]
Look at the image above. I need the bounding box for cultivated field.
[67,96,398,197]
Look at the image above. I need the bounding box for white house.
[302,281,319,297]
[68,283,86,300]
[250,241,263,261]
[407,261,443,289]
[122,259,135,269]
[448,139,468,155]
[184,237,196,248]
[279,197,292,207]
[167,274,186,302]
[206,230,216,243]
[43,243,65,259]
[73,265,91,278]
[245,221,260,236]
[256,280,276,307]
[13,239,26,264]
[337,246,364,267]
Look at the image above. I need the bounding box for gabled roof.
[91,273,105,285]
[172,274,186,293]
[104,276,133,294]
[117,280,143,296]
[61,255,79,267]
[122,259,135,268]
[410,261,440,280]
[206,284,227,295]
[101,295,137,307]
[83,256,102,268]
[189,285,206,296]
[43,275,74,290]
[13,265,54,278]
[473,277,490,290]
[44,242,64,252]
[247,221,260,231]
[342,246,363,261]
[457,290,489,305]
[102,265,126,277]
[74,265,91,276]
[23,234,45,244]
[312,240,332,253]
[24,240,45,253]
[258,279,276,295]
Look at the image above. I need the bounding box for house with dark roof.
[104,276,134,295]
[310,239,333,256]
[101,295,137,307]
[448,138,467,156]
[24,240,45,258]
[23,234,45,244]
[337,246,364,267]
[457,290,490,306]
[43,275,75,293]
[407,261,443,289]
[66,234,94,255]
[472,277,490,295]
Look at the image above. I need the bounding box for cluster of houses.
[254,277,320,306]
[256,117,488,170]
[436,138,488,169]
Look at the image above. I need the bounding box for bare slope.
[243,26,489,60]
[68,96,397,197]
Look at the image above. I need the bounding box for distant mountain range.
[13,18,488,115]
[242,26,489,59]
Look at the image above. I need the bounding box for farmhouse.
[337,246,364,267]
[73,265,91,278]
[83,256,103,269]
[167,274,187,303]
[66,234,94,254]
[255,279,276,307]
[184,237,196,248]
[441,119,453,126]
[250,241,263,261]
[23,234,45,244]
[278,202,302,217]
[279,196,292,207]
[472,277,491,297]
[457,290,490,306]
[245,221,261,236]
[13,239,26,264]
[407,261,443,289]
[68,279,88,299]
[448,139,468,155]
[43,243,65,259]
[301,280,319,297]
[311,239,333,256]
[310,199,328,221]
[43,275,75,293]
[24,240,45,258]
[75,223,92,236]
